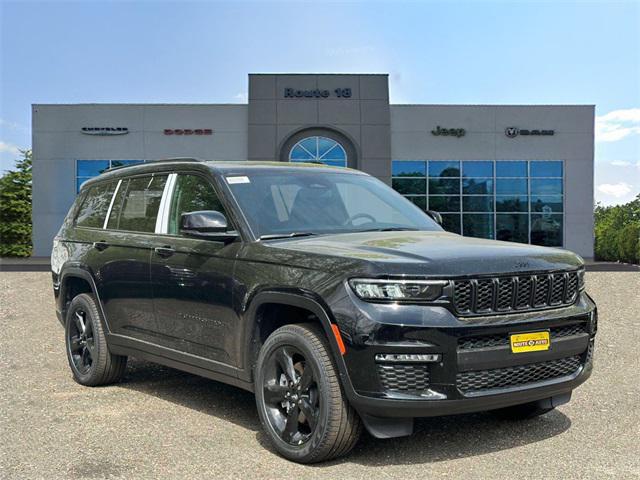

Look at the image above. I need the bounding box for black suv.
[52,159,597,463]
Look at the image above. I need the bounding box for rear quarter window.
[107,175,167,233]
[75,181,118,228]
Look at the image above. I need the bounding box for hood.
[268,231,583,276]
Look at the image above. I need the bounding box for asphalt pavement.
[1,271,638,479]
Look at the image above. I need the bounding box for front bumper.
[335,291,597,420]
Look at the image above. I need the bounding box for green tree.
[594,193,640,264]
[0,149,32,257]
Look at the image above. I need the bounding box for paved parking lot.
[1,271,639,479]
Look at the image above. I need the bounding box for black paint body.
[51,161,596,434]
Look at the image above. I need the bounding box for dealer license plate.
[510,331,550,353]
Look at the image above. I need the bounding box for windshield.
[224,170,442,238]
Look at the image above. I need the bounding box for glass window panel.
[429,178,460,195]
[463,178,493,194]
[392,178,426,195]
[531,178,563,195]
[290,144,313,160]
[496,214,529,243]
[300,137,318,157]
[496,195,528,212]
[168,175,226,235]
[111,160,144,168]
[406,196,426,211]
[463,196,493,212]
[77,160,110,177]
[463,214,494,239]
[531,195,563,213]
[496,161,527,177]
[317,137,336,157]
[496,178,528,195]
[530,161,562,177]
[462,161,493,177]
[429,195,460,212]
[322,145,346,161]
[531,214,563,247]
[117,175,168,233]
[392,161,426,177]
[441,214,461,234]
[75,181,117,228]
[429,161,460,177]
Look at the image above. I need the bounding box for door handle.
[93,241,109,251]
[154,246,175,258]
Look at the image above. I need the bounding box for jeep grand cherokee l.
[52,159,597,463]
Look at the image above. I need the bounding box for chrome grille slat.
[452,271,581,317]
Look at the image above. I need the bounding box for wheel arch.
[241,291,351,388]
[58,267,111,334]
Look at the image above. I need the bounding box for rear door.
[150,172,242,371]
[96,174,168,343]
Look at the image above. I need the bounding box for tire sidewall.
[255,327,332,462]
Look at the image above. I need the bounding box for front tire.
[255,324,361,463]
[65,293,127,386]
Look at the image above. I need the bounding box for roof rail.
[104,157,203,172]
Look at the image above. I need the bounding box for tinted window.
[429,161,460,177]
[392,161,426,177]
[168,175,226,235]
[109,175,167,232]
[462,161,493,177]
[75,181,117,228]
[530,161,562,177]
[496,161,527,177]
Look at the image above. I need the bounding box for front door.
[150,173,241,372]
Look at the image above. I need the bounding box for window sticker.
[227,176,251,184]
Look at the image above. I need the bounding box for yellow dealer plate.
[510,331,550,353]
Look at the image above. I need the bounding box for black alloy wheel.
[68,309,95,375]
[255,323,361,463]
[65,293,127,386]
[262,346,319,445]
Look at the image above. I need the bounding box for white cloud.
[0,141,21,156]
[595,108,640,142]
[233,92,248,103]
[597,182,633,198]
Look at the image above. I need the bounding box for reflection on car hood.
[268,231,583,276]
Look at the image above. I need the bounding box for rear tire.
[255,323,362,463]
[65,293,127,386]
[491,401,554,420]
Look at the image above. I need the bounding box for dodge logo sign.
[505,127,554,138]
[81,127,129,136]
[164,129,213,135]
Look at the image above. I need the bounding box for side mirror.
[426,210,443,226]
[180,210,238,243]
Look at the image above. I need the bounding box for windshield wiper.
[357,227,420,232]
[258,232,318,241]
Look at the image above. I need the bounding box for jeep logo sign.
[505,127,554,138]
[431,126,466,138]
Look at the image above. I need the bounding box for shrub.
[0,149,32,257]
[594,194,640,264]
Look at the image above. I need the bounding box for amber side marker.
[331,324,346,355]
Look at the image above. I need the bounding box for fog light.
[375,353,442,363]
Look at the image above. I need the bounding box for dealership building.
[32,73,595,257]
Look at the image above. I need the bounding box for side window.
[168,174,226,235]
[75,181,117,228]
[108,175,167,233]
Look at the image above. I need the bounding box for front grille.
[377,364,430,393]
[453,270,581,316]
[457,356,582,394]
[458,322,588,350]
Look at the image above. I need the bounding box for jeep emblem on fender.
[505,127,519,138]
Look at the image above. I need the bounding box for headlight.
[577,269,586,291]
[349,278,448,302]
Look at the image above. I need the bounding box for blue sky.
[1,0,638,205]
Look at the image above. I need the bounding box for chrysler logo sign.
[81,127,129,135]
[505,127,554,138]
